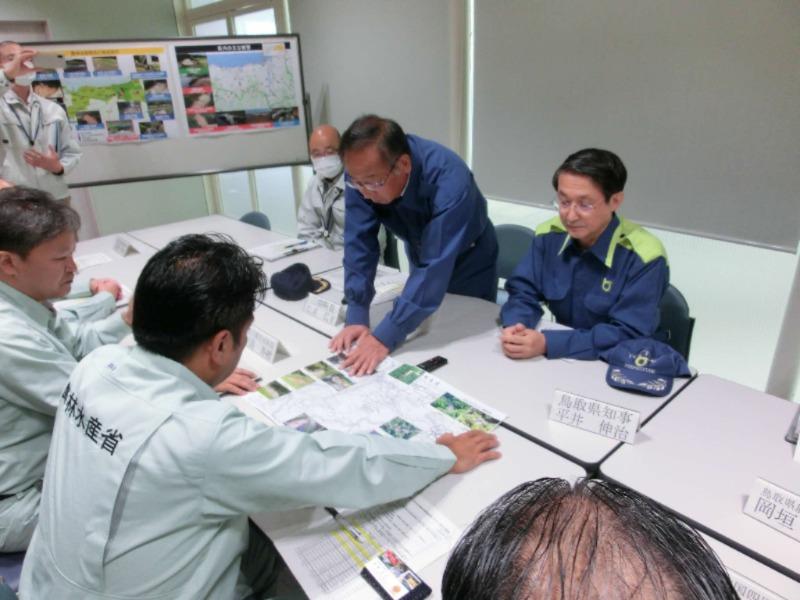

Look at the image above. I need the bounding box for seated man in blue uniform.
[500,148,668,360]
[331,115,498,375]
[20,233,500,599]
[0,186,131,552]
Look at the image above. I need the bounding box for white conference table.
[601,375,800,582]
[75,231,154,258]
[389,295,691,470]
[262,286,391,338]
[251,426,586,600]
[263,290,692,469]
[703,533,800,599]
[73,233,156,293]
[127,214,344,278]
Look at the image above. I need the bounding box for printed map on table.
[242,356,505,443]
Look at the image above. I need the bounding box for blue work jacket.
[500,213,669,360]
[344,134,498,351]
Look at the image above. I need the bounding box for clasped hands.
[500,323,547,359]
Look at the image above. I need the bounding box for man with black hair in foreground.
[442,478,737,600]
[20,234,500,599]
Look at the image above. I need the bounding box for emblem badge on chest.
[601,277,613,292]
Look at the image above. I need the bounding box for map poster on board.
[175,41,301,136]
[33,47,179,145]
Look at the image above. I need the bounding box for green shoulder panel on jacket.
[534,216,567,236]
[617,217,668,265]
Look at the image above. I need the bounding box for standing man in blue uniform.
[500,148,669,360]
[331,115,498,375]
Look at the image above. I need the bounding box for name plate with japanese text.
[743,478,800,542]
[550,390,640,444]
[246,326,286,364]
[303,295,343,326]
[728,570,787,600]
[113,236,138,257]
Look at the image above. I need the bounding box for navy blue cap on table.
[600,338,691,397]
[270,263,330,301]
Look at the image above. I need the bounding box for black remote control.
[416,356,448,372]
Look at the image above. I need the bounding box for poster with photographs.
[33,46,180,145]
[174,41,302,136]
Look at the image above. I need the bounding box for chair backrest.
[0,580,17,600]
[496,224,535,280]
[383,229,401,269]
[240,211,271,230]
[656,284,696,361]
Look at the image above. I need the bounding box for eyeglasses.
[552,196,598,214]
[345,157,399,192]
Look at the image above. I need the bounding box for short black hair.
[0,186,80,257]
[340,114,411,165]
[133,234,268,362]
[552,148,627,201]
[442,478,737,600]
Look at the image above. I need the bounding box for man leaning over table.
[19,233,500,599]
[500,148,668,360]
[330,114,498,376]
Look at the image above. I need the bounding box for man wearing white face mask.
[0,41,82,205]
[297,124,347,249]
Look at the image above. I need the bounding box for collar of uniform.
[316,169,345,193]
[399,136,432,203]
[2,87,39,110]
[0,279,55,329]
[129,345,219,402]
[558,213,621,267]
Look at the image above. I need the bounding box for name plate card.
[74,252,112,271]
[728,570,787,600]
[246,326,285,364]
[113,236,138,257]
[303,295,343,326]
[550,390,640,444]
[743,478,800,542]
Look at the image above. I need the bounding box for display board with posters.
[26,36,308,187]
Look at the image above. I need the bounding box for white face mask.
[13,72,35,87]
[312,154,343,180]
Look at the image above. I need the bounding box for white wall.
[291,0,463,148]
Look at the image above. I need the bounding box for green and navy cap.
[601,339,690,397]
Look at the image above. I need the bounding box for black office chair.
[495,223,535,305]
[656,284,695,361]
[240,211,271,230]
[383,229,401,269]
